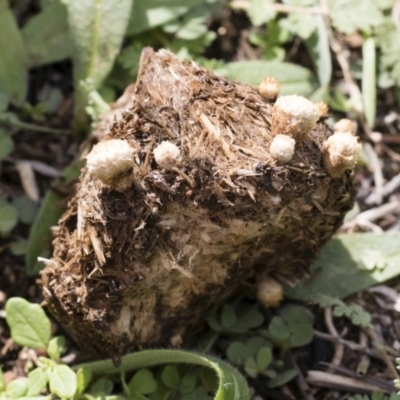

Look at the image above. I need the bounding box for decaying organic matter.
[41,48,358,359]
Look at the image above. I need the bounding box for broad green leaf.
[47,336,66,360]
[268,316,290,341]
[280,304,314,347]
[0,129,13,160]
[0,92,9,112]
[76,349,250,400]
[362,37,376,127]
[226,342,250,366]
[247,0,276,26]
[0,204,18,234]
[267,369,297,388]
[220,304,237,329]
[64,0,133,132]
[126,0,205,35]
[246,337,271,356]
[219,61,317,96]
[90,378,113,396]
[160,366,179,390]
[22,1,70,67]
[49,365,77,399]
[26,368,48,396]
[76,368,93,395]
[25,190,64,275]
[12,195,39,224]
[304,15,331,87]
[279,9,317,40]
[5,297,51,349]
[285,233,400,300]
[328,0,383,34]
[256,348,272,371]
[179,371,198,394]
[244,357,258,378]
[128,370,157,396]
[5,378,28,398]
[0,0,28,106]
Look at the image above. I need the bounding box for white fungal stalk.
[323,131,362,178]
[256,277,283,308]
[270,134,296,163]
[271,95,320,141]
[259,77,280,101]
[86,139,135,191]
[154,141,181,170]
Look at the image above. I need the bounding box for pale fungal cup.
[259,77,280,101]
[153,141,181,170]
[271,95,320,141]
[269,134,296,163]
[86,139,135,191]
[323,131,362,178]
[256,276,283,308]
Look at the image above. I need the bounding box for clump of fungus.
[334,118,357,135]
[323,131,362,178]
[86,139,136,191]
[271,95,320,140]
[269,134,296,163]
[41,49,358,359]
[153,141,181,170]
[259,77,280,101]
[256,276,283,308]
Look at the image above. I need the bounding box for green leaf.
[47,336,66,360]
[126,0,205,35]
[220,61,317,96]
[0,0,28,106]
[25,190,64,275]
[64,0,133,132]
[267,368,298,388]
[5,298,51,349]
[304,15,331,87]
[232,303,264,332]
[0,129,13,160]
[5,378,28,398]
[245,337,272,356]
[76,367,93,395]
[244,357,258,378]
[220,304,237,329]
[12,195,39,225]
[268,316,290,341]
[256,348,272,371]
[22,2,70,67]
[0,204,18,234]
[26,368,48,396]
[362,37,376,127]
[279,8,318,40]
[0,92,9,112]
[129,369,158,394]
[226,342,250,366]
[285,233,400,300]
[75,349,250,400]
[328,0,383,34]
[179,371,198,394]
[160,365,180,390]
[90,378,113,396]
[246,0,276,26]
[49,365,77,399]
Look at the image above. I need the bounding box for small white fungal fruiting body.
[334,118,357,135]
[259,77,280,101]
[323,131,362,178]
[256,277,283,308]
[271,95,320,141]
[86,139,135,191]
[153,141,181,170]
[270,134,296,163]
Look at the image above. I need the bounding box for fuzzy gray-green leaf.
[0,0,28,106]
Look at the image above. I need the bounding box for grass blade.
[362,37,376,127]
